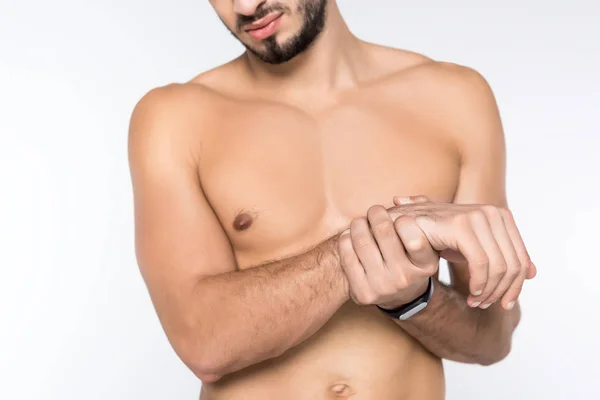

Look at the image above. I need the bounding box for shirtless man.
[128,1,537,399]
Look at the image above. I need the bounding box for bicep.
[128,88,237,333]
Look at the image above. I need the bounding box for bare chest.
[198,101,460,267]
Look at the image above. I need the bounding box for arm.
[392,64,525,365]
[128,86,349,383]
[397,280,515,365]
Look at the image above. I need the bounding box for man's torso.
[166,45,466,400]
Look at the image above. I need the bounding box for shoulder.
[394,60,504,154]
[410,61,497,111]
[382,55,497,110]
[368,46,497,112]
[129,82,218,132]
[128,81,227,166]
[367,51,507,170]
[128,57,244,139]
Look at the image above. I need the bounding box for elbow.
[180,340,229,382]
[171,327,229,383]
[476,307,519,366]
[196,372,224,384]
[477,334,513,366]
[188,355,226,383]
[478,344,511,366]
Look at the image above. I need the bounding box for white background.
[1,1,599,399]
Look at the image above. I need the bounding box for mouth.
[244,12,283,40]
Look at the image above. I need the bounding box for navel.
[329,383,356,398]
[232,212,254,232]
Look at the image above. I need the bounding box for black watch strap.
[376,277,434,320]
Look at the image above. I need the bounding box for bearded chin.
[240,0,328,65]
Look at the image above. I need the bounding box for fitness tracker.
[376,277,434,320]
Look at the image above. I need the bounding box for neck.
[242,3,365,93]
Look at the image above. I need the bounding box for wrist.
[377,279,430,310]
[327,232,351,302]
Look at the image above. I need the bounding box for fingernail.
[395,196,413,204]
[506,301,515,310]
[473,290,482,296]
[470,301,481,308]
[480,303,491,309]
[340,229,350,236]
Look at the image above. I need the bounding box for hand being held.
[389,196,537,310]
[338,196,440,310]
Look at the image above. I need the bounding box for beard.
[229,0,328,65]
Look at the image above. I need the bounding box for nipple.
[329,383,356,398]
[232,212,254,232]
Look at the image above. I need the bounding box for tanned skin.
[128,1,536,399]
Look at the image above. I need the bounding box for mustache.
[237,3,290,31]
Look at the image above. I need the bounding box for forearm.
[395,279,517,365]
[189,234,349,380]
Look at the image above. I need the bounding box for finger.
[476,207,521,308]
[338,229,371,303]
[447,217,489,297]
[500,262,528,310]
[394,216,438,275]
[367,205,411,280]
[500,208,536,280]
[393,195,430,205]
[350,216,387,287]
[467,210,507,308]
[499,209,536,306]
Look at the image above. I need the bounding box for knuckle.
[424,261,439,274]
[340,254,355,267]
[483,204,501,215]
[491,262,507,277]
[507,267,520,280]
[353,235,370,250]
[371,221,396,238]
[519,253,532,268]
[404,236,428,252]
[393,274,409,289]
[355,293,368,305]
[468,209,487,221]
[455,213,472,228]
[393,216,408,229]
[508,259,521,277]
[367,204,386,220]
[356,290,374,305]
[500,207,514,221]
[351,217,368,230]
[470,257,490,269]
[338,234,352,247]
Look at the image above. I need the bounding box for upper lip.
[244,12,283,31]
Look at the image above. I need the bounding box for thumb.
[393,195,430,206]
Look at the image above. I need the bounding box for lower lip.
[246,15,282,40]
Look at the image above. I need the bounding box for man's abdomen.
[200,301,445,400]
